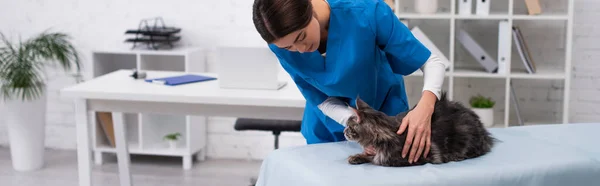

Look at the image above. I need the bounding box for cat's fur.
[344,91,495,167]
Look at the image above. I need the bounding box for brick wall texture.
[0,0,597,160]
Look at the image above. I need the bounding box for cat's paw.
[348,154,371,165]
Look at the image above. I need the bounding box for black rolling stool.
[234,118,302,149]
[234,118,302,186]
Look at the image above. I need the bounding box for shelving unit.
[395,0,573,128]
[89,47,208,170]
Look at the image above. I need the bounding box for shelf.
[93,46,203,56]
[140,142,190,156]
[395,13,452,19]
[450,68,507,78]
[90,47,208,169]
[141,113,187,149]
[395,13,511,20]
[395,14,568,21]
[140,54,186,72]
[409,68,564,80]
[455,14,510,20]
[509,69,565,80]
[396,0,573,132]
[92,53,137,77]
[506,122,560,128]
[95,142,189,156]
[512,14,569,21]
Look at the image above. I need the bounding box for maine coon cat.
[344,91,495,167]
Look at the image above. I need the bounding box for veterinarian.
[252,0,449,163]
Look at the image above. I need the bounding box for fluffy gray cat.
[344,91,496,167]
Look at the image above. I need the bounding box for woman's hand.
[397,91,437,164]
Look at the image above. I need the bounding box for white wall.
[0,0,306,160]
[0,0,599,160]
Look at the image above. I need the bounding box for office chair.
[233,118,302,186]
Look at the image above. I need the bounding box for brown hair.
[252,0,314,43]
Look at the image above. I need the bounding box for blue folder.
[145,74,216,86]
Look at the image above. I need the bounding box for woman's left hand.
[397,91,436,164]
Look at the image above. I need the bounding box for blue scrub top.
[268,0,431,144]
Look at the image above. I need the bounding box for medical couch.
[255,123,600,186]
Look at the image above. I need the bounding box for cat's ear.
[349,106,361,123]
[355,96,371,110]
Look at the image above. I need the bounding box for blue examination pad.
[145,74,216,86]
[255,123,600,186]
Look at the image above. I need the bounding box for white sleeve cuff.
[317,97,355,127]
[420,53,449,100]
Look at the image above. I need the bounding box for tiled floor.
[0,147,262,186]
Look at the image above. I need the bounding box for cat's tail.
[481,129,497,152]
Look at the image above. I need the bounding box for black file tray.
[124,17,182,50]
[125,27,181,36]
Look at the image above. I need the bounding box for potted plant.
[469,94,495,127]
[163,132,181,149]
[0,31,81,171]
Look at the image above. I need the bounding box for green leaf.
[469,94,495,108]
[0,30,82,101]
[163,132,181,141]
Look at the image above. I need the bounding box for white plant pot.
[2,92,47,171]
[415,0,438,14]
[168,140,177,150]
[472,108,494,127]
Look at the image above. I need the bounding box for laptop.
[216,46,287,90]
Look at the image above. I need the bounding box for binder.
[145,74,216,86]
[96,112,115,147]
[459,0,472,15]
[457,29,497,73]
[476,0,490,16]
[411,26,450,68]
[524,0,542,15]
[497,20,510,74]
[512,26,536,73]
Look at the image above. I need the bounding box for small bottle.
[415,0,438,14]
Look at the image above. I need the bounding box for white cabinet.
[89,47,208,169]
[394,0,573,127]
